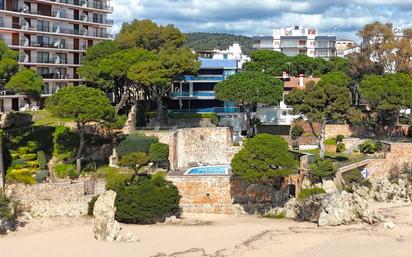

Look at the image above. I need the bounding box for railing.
[19,40,87,50]
[36,57,68,64]
[182,75,224,81]
[169,107,241,114]
[49,0,114,12]
[40,73,71,79]
[170,91,215,97]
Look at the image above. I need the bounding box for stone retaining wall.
[6,180,106,217]
[167,175,235,214]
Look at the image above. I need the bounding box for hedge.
[117,134,158,157]
[149,143,169,162]
[118,152,149,168]
[115,173,181,224]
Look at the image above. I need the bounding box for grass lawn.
[298,149,371,169]
[32,110,73,127]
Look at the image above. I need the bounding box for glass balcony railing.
[49,0,114,12]
[170,91,215,97]
[168,107,241,114]
[182,75,224,81]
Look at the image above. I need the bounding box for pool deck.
[167,165,232,177]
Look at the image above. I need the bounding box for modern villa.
[0,0,113,112]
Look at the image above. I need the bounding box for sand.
[1,202,411,257]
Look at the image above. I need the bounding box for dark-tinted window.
[0,0,4,10]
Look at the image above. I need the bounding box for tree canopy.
[46,86,115,173]
[231,134,298,184]
[360,73,412,125]
[0,40,18,82]
[215,71,283,136]
[5,69,44,99]
[285,71,356,158]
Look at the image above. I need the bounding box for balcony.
[19,40,87,51]
[170,91,216,98]
[181,75,224,81]
[168,107,241,114]
[36,56,68,64]
[49,0,114,12]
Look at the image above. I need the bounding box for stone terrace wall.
[325,124,367,139]
[6,180,106,217]
[167,175,235,214]
[366,143,412,177]
[145,127,240,170]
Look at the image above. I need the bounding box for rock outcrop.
[92,190,138,242]
[92,190,121,241]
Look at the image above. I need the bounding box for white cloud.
[110,0,412,41]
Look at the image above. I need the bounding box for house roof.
[283,76,321,90]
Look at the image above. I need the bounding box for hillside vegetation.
[185,32,255,55]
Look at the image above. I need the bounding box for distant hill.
[185,32,255,56]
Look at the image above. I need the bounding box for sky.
[110,0,412,41]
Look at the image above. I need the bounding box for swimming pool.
[185,165,230,175]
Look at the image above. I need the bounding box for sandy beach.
[1,202,411,257]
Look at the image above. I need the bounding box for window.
[223,53,228,59]
[298,40,306,45]
[37,52,49,63]
[37,67,49,76]
[37,20,49,32]
[282,111,288,116]
[0,0,4,10]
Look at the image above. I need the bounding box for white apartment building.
[253,26,336,58]
[0,0,113,112]
[336,39,359,57]
[196,43,250,69]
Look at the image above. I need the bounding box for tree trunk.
[319,120,326,159]
[75,124,85,175]
[153,88,163,122]
[115,85,128,114]
[245,106,253,138]
[0,133,5,193]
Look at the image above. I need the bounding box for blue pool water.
[185,165,230,175]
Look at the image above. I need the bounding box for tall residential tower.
[0,0,113,111]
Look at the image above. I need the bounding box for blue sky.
[110,0,412,41]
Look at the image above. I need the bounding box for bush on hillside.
[118,152,149,168]
[358,139,381,154]
[54,163,77,178]
[324,138,337,145]
[336,135,344,143]
[149,143,169,167]
[115,173,181,224]
[6,168,36,185]
[336,142,345,153]
[36,151,47,170]
[310,158,336,182]
[298,187,326,200]
[117,134,158,157]
[231,134,298,184]
[291,125,304,140]
[105,168,134,192]
[53,126,78,160]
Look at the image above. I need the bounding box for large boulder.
[370,176,412,202]
[92,190,121,241]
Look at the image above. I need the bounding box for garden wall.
[366,142,412,176]
[6,180,106,217]
[167,175,235,214]
[145,127,240,170]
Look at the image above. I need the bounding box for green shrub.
[27,141,39,152]
[117,134,158,157]
[105,168,134,192]
[324,138,337,145]
[118,152,149,168]
[298,187,326,200]
[36,151,47,170]
[22,153,37,161]
[336,142,345,153]
[115,173,181,224]
[358,139,381,154]
[0,194,13,221]
[310,158,336,182]
[336,135,344,143]
[6,168,36,185]
[54,163,76,178]
[17,146,30,155]
[342,169,363,184]
[53,126,78,160]
[231,134,298,184]
[149,143,169,162]
[109,115,127,129]
[11,159,27,169]
[291,125,304,140]
[35,170,49,183]
[87,195,99,216]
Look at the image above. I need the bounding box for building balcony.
[0,23,113,39]
[21,0,113,13]
[16,40,87,52]
[181,75,224,81]
[170,91,216,99]
[168,107,241,114]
